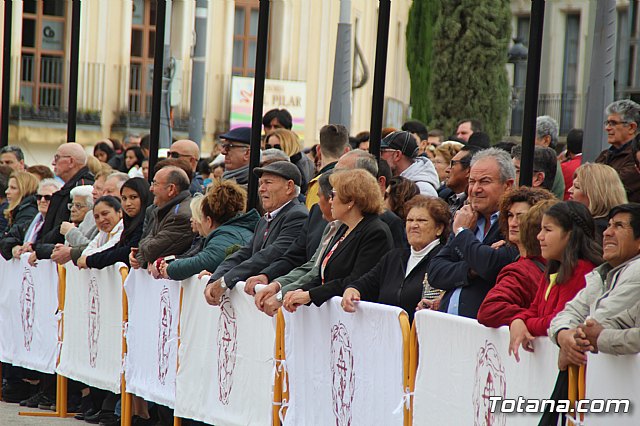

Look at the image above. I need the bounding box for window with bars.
[20,0,66,111]
[130,0,156,114]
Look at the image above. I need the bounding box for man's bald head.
[169,139,200,172]
[53,143,88,182]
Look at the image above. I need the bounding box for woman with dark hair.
[77,178,152,268]
[124,146,145,178]
[93,142,115,165]
[158,180,259,280]
[385,176,420,221]
[478,194,557,328]
[341,196,451,321]
[508,201,602,362]
[81,195,123,256]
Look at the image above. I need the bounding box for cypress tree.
[406,0,440,124]
[429,0,511,143]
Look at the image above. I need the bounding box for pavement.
[0,401,78,425]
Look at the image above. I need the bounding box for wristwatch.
[220,277,227,289]
[455,226,467,236]
[276,290,283,302]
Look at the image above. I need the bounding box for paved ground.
[0,401,78,425]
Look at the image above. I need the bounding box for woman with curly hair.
[159,179,260,280]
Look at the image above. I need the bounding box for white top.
[406,239,440,277]
[82,219,124,256]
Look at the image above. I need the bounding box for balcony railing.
[507,92,582,137]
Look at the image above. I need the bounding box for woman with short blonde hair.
[569,163,628,240]
[329,169,384,215]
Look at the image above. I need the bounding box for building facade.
[508,0,637,137]
[0,0,412,166]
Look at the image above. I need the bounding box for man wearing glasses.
[167,139,204,194]
[32,142,94,262]
[595,100,640,203]
[217,127,252,186]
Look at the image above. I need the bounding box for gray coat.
[549,254,640,344]
[211,198,308,288]
[598,302,640,355]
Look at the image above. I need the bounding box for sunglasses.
[36,194,52,201]
[265,143,282,150]
[168,151,192,159]
[221,143,249,151]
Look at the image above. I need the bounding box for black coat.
[301,214,394,306]
[427,219,518,319]
[347,245,442,322]
[86,224,144,269]
[260,203,327,281]
[0,195,38,260]
[35,166,94,259]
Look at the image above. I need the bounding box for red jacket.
[477,256,545,328]
[513,259,595,336]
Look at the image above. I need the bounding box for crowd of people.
[2,100,640,425]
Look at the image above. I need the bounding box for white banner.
[584,353,640,425]
[174,280,276,426]
[124,269,181,408]
[0,254,58,372]
[282,297,406,426]
[412,310,560,426]
[56,263,125,393]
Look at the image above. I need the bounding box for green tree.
[406,0,440,124]
[429,0,511,143]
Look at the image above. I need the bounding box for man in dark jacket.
[131,166,195,269]
[595,100,640,203]
[32,143,94,261]
[204,161,308,305]
[428,148,519,318]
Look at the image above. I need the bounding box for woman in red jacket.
[477,188,556,327]
[509,201,602,362]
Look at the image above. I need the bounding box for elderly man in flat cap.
[204,161,308,305]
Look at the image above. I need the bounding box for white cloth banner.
[56,263,125,393]
[412,309,560,426]
[0,254,58,372]
[174,280,276,426]
[124,269,181,408]
[584,353,640,425]
[282,297,406,426]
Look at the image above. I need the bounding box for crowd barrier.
[1,257,639,426]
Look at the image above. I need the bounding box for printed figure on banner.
[158,286,173,385]
[88,276,100,368]
[217,294,238,405]
[330,321,355,426]
[20,268,36,351]
[473,340,507,426]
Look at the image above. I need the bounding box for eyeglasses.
[265,143,282,150]
[604,120,630,127]
[54,154,72,162]
[168,151,192,159]
[220,143,249,152]
[151,180,172,188]
[67,202,88,210]
[36,194,52,201]
[449,159,466,168]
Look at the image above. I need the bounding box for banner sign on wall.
[230,76,306,137]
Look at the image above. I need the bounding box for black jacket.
[427,219,518,319]
[301,214,394,306]
[380,209,408,249]
[0,195,38,260]
[260,203,327,281]
[347,245,442,322]
[35,167,94,259]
